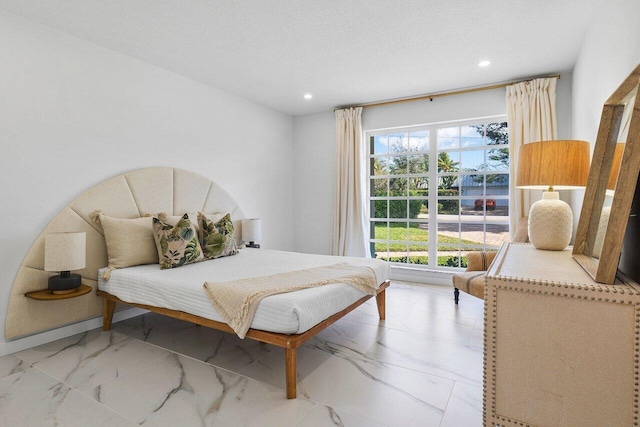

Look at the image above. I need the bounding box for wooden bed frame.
[8,166,390,397]
[97,280,389,399]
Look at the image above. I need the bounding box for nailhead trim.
[484,259,640,426]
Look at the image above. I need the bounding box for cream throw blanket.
[203,263,378,338]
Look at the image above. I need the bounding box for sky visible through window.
[373,126,498,172]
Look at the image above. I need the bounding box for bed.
[8,167,390,399]
[97,249,389,399]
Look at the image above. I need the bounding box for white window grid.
[367,116,509,270]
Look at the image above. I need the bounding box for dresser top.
[487,243,639,291]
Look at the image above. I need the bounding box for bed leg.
[103,299,115,331]
[285,346,297,399]
[376,289,386,320]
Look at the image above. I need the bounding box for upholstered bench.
[452,218,529,304]
[452,251,498,303]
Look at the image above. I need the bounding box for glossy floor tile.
[0,356,137,427]
[0,282,484,426]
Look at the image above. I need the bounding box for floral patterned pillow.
[198,212,238,260]
[152,213,204,269]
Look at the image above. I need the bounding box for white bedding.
[98,249,390,334]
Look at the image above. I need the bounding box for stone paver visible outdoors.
[383,207,510,258]
[437,226,509,247]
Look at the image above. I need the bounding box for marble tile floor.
[0,282,484,426]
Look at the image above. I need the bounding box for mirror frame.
[573,63,640,284]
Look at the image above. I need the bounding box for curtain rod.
[335,74,561,111]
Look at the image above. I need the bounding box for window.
[368,117,509,270]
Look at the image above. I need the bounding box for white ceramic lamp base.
[528,191,573,250]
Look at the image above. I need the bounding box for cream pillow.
[90,211,158,277]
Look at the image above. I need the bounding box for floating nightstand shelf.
[25,284,92,301]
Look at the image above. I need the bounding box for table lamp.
[242,218,262,248]
[44,232,86,294]
[516,140,590,250]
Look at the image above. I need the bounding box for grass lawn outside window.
[373,223,480,268]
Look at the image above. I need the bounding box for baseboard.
[0,307,148,357]
[390,265,455,286]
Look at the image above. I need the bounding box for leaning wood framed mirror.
[573,62,640,285]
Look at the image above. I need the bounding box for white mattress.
[98,249,390,335]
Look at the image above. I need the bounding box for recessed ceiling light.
[304,93,313,100]
[478,60,491,67]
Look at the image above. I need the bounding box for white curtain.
[505,78,558,237]
[332,107,368,257]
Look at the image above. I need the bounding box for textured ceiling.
[0,1,600,116]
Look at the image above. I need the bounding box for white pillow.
[91,211,158,271]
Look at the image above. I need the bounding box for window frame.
[366,115,510,271]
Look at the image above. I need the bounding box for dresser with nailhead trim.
[483,242,640,427]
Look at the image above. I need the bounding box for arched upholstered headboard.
[7,167,245,340]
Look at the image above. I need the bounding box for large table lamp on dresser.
[516,140,590,250]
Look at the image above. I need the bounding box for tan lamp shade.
[516,140,590,190]
[516,140,590,251]
[44,232,86,272]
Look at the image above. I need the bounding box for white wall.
[362,89,505,131]
[292,111,335,255]
[570,0,640,230]
[0,11,294,345]
[293,79,573,257]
